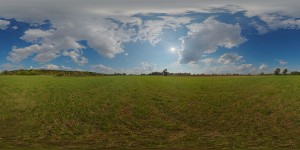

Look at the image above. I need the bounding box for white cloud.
[141,62,156,72]
[7,44,58,63]
[8,28,88,64]
[11,14,192,66]
[40,64,59,70]
[137,16,193,45]
[0,63,23,71]
[217,53,243,64]
[237,64,255,72]
[21,29,54,42]
[275,59,288,65]
[250,21,268,35]
[90,62,158,74]
[62,51,88,66]
[258,64,268,71]
[60,65,72,70]
[179,17,246,64]
[0,1,299,33]
[91,64,114,74]
[204,63,256,74]
[37,64,72,70]
[259,13,300,31]
[1,0,300,19]
[12,26,18,30]
[125,62,158,74]
[188,63,200,69]
[201,58,214,65]
[8,17,138,64]
[0,19,10,30]
[33,51,59,63]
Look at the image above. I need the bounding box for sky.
[0,0,300,74]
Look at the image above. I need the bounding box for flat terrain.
[0,76,299,149]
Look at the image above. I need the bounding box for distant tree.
[3,70,9,75]
[162,69,169,76]
[291,71,300,75]
[260,72,264,75]
[282,69,288,75]
[274,68,280,75]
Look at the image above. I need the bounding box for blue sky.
[0,0,300,74]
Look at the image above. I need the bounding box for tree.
[282,69,288,75]
[162,69,169,76]
[274,68,280,75]
[291,71,300,75]
[3,70,9,75]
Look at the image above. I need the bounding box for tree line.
[272,68,300,75]
[2,68,300,76]
[0,69,105,76]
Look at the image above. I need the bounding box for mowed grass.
[0,76,299,149]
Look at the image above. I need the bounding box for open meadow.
[0,75,300,149]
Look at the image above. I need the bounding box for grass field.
[0,76,299,149]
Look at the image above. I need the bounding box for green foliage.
[162,69,169,76]
[274,68,281,75]
[291,71,300,75]
[282,68,288,75]
[149,71,163,75]
[0,69,105,76]
[0,76,300,149]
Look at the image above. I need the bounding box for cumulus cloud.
[62,51,88,66]
[125,62,158,74]
[0,19,10,30]
[21,29,54,42]
[40,64,59,70]
[7,44,58,62]
[60,65,72,70]
[259,13,300,31]
[249,13,300,35]
[137,16,193,45]
[201,58,214,65]
[37,64,73,70]
[12,26,18,30]
[250,21,269,35]
[237,64,255,72]
[8,28,87,64]
[205,63,256,74]
[141,62,156,72]
[1,0,300,19]
[8,45,59,63]
[258,64,268,71]
[91,64,114,74]
[7,13,193,66]
[6,15,140,64]
[217,53,243,64]
[0,63,23,71]
[201,53,243,65]
[275,59,288,65]
[179,17,246,64]
[91,62,158,74]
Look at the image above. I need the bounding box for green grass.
[0,75,299,149]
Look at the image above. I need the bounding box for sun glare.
[170,47,176,52]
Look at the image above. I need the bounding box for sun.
[170,47,176,52]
